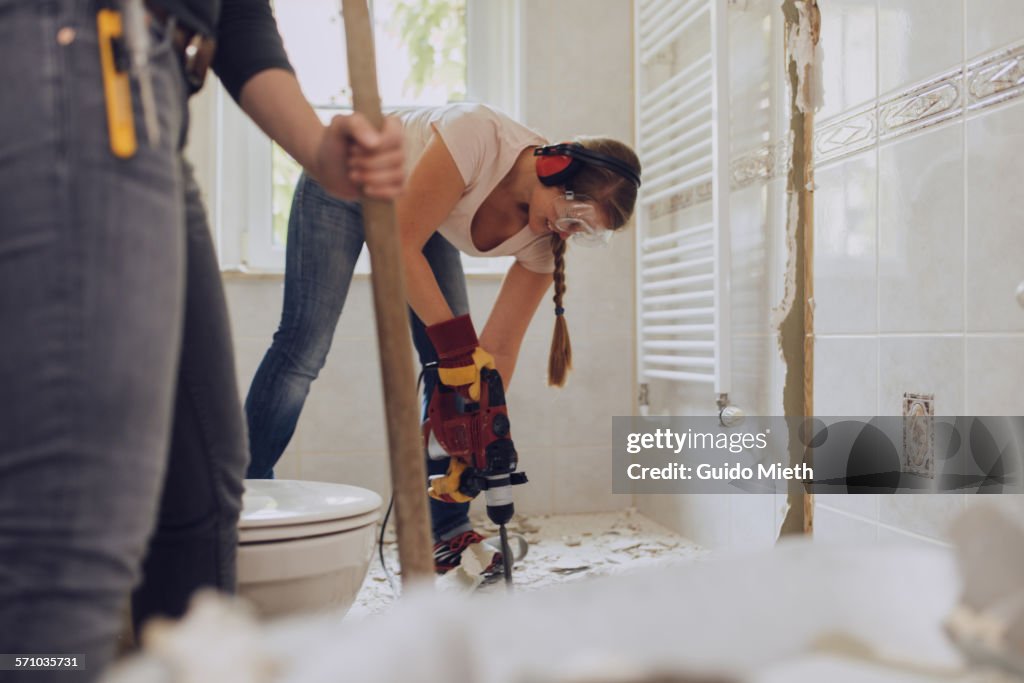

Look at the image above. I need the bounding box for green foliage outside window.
[272,143,303,247]
[389,0,467,100]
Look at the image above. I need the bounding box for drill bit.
[499,524,513,587]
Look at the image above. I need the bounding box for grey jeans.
[0,1,247,680]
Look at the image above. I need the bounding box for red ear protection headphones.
[534,142,642,189]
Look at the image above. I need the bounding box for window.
[197,0,521,274]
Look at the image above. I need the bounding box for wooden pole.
[340,0,434,584]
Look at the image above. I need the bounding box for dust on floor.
[348,508,708,618]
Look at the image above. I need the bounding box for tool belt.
[144,1,215,94]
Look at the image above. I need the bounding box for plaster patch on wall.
[777,0,820,537]
[771,191,801,333]
[786,1,825,114]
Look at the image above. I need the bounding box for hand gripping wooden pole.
[340,0,434,585]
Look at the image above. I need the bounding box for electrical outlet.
[903,392,935,478]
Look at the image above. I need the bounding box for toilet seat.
[239,479,383,544]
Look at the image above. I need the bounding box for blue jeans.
[0,2,248,680]
[245,173,471,540]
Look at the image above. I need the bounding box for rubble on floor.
[349,508,707,618]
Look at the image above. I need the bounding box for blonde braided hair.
[547,233,571,386]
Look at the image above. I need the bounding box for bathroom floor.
[348,509,707,618]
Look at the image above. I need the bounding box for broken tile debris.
[348,509,707,618]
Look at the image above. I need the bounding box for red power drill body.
[423,367,527,526]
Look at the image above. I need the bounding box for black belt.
[144,0,216,93]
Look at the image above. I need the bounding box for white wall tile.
[878,493,964,540]
[730,1,776,152]
[297,337,387,453]
[650,376,718,417]
[765,175,788,419]
[775,492,790,531]
[963,495,1024,521]
[508,334,632,449]
[557,238,636,344]
[466,278,502,333]
[681,494,732,550]
[813,506,878,543]
[331,278,379,340]
[731,334,775,416]
[876,524,951,548]
[814,337,878,415]
[766,340,786,417]
[817,493,878,521]
[271,452,302,480]
[223,277,285,341]
[814,151,878,334]
[966,100,1024,333]
[299,451,391,502]
[965,337,1024,414]
[730,494,779,550]
[551,447,632,514]
[878,336,965,415]
[635,494,687,537]
[731,183,772,337]
[769,178,788,308]
[523,0,634,141]
[636,494,730,550]
[232,336,272,403]
[878,125,964,333]
[511,447,556,517]
[966,0,1024,58]
[878,0,963,95]
[818,0,877,121]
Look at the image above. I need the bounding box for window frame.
[197,0,523,276]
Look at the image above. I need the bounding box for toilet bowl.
[237,479,383,619]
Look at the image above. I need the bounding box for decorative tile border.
[879,68,962,140]
[815,104,876,165]
[967,41,1024,111]
[649,180,714,220]
[731,137,792,189]
[731,144,775,189]
[814,39,1024,165]
[648,136,791,218]
[643,39,1024,215]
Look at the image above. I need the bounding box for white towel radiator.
[634,0,731,414]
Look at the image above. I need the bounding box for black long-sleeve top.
[150,0,294,101]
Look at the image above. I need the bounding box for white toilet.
[236,479,383,618]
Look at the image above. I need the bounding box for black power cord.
[377,491,398,595]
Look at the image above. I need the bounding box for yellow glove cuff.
[437,348,496,401]
[472,347,495,370]
[427,459,475,504]
[437,364,478,389]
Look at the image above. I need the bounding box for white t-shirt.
[398,103,555,274]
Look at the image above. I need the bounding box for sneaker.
[433,529,504,578]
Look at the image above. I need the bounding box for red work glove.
[425,315,495,401]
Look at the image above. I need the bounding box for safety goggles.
[551,191,612,247]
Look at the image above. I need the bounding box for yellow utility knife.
[97,6,137,158]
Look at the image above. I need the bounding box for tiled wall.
[812,0,1024,547]
[220,0,636,517]
[636,0,1024,549]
